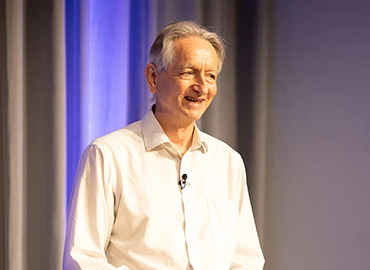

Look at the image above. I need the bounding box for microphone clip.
[178,174,190,190]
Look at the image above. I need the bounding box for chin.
[188,113,204,122]
[182,108,207,122]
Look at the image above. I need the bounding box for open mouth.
[185,96,204,103]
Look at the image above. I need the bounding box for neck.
[154,111,195,156]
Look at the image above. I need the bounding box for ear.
[145,63,158,94]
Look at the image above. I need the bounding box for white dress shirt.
[63,110,265,270]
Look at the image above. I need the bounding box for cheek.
[209,86,217,99]
[156,81,174,99]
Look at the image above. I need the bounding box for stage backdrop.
[1,1,370,270]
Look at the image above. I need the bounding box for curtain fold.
[0,1,7,267]
[2,1,65,269]
[247,1,272,246]
[2,1,26,269]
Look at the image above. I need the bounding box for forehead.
[171,36,218,68]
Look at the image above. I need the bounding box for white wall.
[264,2,370,270]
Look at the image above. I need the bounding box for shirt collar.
[191,125,208,153]
[141,108,208,154]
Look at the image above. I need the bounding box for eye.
[207,73,217,81]
[183,70,194,76]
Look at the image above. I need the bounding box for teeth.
[185,96,203,102]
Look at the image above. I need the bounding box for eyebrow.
[180,64,195,70]
[180,65,217,72]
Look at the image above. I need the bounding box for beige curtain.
[1,1,271,269]
[1,1,65,269]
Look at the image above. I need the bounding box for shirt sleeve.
[230,155,265,270]
[63,144,129,270]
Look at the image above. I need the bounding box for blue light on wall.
[65,0,153,207]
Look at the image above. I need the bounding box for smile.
[185,96,204,103]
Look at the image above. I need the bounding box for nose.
[192,73,208,95]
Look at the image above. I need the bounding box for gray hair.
[149,21,226,73]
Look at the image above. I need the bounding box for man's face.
[153,36,219,125]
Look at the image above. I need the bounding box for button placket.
[180,154,201,268]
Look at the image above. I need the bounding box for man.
[64,21,265,270]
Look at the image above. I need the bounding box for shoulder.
[78,120,145,165]
[77,120,145,177]
[89,120,142,150]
